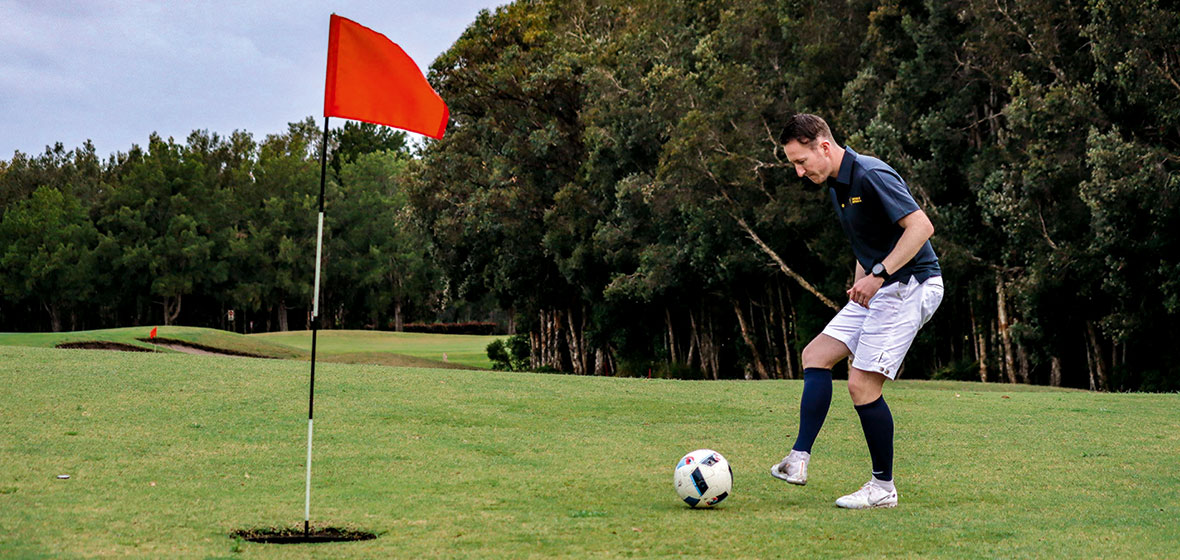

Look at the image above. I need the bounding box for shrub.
[404,322,500,335]
[487,334,531,371]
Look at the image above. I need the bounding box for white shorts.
[821,276,944,379]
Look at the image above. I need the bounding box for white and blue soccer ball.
[673,449,732,507]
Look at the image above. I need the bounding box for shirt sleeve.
[867,169,920,224]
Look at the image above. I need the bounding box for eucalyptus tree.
[412,0,590,370]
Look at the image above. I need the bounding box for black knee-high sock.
[791,368,832,453]
[855,395,894,481]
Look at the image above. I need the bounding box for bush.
[404,322,500,335]
[487,334,531,371]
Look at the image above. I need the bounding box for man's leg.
[848,367,891,481]
[771,334,849,484]
[835,366,898,508]
[793,334,849,452]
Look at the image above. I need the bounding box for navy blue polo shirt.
[829,146,940,286]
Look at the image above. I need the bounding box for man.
[769,114,943,509]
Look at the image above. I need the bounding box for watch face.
[872,263,885,276]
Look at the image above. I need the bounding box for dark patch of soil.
[55,341,153,352]
[136,337,275,359]
[231,527,377,544]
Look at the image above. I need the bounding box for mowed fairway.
[253,330,503,369]
[1,346,1178,559]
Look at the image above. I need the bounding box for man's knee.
[801,336,845,369]
[847,370,885,404]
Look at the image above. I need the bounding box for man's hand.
[847,274,885,308]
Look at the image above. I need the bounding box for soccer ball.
[673,449,732,507]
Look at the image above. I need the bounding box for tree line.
[0,120,447,335]
[409,0,1178,390]
[2,0,1177,391]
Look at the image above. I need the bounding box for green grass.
[252,330,504,369]
[1,345,1178,558]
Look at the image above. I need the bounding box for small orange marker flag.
[150,326,157,339]
[323,14,448,138]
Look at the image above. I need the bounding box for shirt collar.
[834,145,857,185]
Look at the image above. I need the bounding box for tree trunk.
[551,309,563,370]
[996,273,1017,384]
[689,309,706,378]
[529,330,541,370]
[706,312,720,380]
[665,307,679,364]
[1016,341,1031,384]
[1084,329,1097,391]
[393,300,404,332]
[734,215,842,311]
[1049,355,1063,387]
[970,301,989,382]
[692,308,719,380]
[732,299,771,380]
[1086,321,1109,391]
[44,301,62,332]
[537,310,548,369]
[565,306,587,376]
[778,283,797,380]
[278,300,289,332]
[761,292,781,379]
[163,294,182,326]
[538,309,564,371]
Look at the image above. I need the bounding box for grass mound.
[55,341,152,352]
[137,337,276,358]
[253,329,504,369]
[0,326,303,359]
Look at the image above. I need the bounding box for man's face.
[784,139,832,184]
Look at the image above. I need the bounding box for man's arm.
[847,209,935,308]
[880,209,935,276]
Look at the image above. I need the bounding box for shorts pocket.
[919,282,944,328]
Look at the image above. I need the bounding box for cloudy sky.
[0,0,508,159]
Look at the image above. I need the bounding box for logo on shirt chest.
[850,196,862,204]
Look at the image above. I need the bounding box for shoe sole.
[836,501,897,509]
[769,466,806,486]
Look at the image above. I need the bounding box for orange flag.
[150,326,157,339]
[323,14,449,139]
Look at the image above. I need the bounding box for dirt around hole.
[231,527,377,544]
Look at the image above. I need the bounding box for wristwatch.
[870,262,889,279]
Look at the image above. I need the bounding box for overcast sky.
[0,0,508,159]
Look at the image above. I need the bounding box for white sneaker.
[769,450,809,485]
[835,480,898,509]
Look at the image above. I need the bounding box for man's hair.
[780,114,834,146]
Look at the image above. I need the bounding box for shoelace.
[857,482,881,498]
